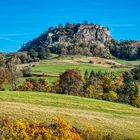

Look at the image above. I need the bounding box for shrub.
[18,78,50,92]
[51,80,62,93]
[94,92,104,100]
[22,67,32,77]
[85,85,95,97]
[18,81,33,91]
[130,95,140,108]
[0,118,82,140]
[106,91,118,102]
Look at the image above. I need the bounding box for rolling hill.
[0,91,140,139]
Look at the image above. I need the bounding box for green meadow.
[31,56,132,83]
[1,56,140,139]
[0,91,139,139]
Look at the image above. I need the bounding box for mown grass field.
[33,57,129,74]
[0,91,140,139]
[33,60,126,74]
[4,56,140,89]
[116,59,140,66]
[30,56,135,83]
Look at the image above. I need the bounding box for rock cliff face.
[75,24,111,42]
[20,23,140,60]
[20,23,113,58]
[45,24,111,45]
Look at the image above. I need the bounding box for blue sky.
[0,0,140,52]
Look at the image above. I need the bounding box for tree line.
[16,67,140,108]
[0,51,140,108]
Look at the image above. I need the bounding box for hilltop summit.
[46,24,111,44]
[20,23,140,60]
[20,23,112,59]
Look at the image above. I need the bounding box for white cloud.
[0,33,39,37]
[0,37,23,44]
[107,24,135,27]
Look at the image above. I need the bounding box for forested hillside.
[20,22,140,60]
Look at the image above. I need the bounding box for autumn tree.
[130,94,140,108]
[6,60,22,90]
[51,79,62,93]
[59,69,83,95]
[102,76,116,93]
[83,70,103,94]
[18,78,50,92]
[0,67,11,90]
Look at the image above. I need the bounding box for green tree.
[38,47,50,59]
[123,72,138,96]
[118,72,138,103]
[29,49,38,58]
[131,65,140,81]
[84,70,89,83]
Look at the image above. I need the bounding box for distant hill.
[20,23,140,60]
[109,40,140,60]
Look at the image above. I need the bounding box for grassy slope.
[116,59,140,66]
[0,91,140,139]
[16,56,140,85]
[32,57,129,77]
[32,56,140,76]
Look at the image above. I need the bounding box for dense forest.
[109,40,140,60]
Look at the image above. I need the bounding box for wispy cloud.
[0,37,23,44]
[0,33,39,37]
[107,24,135,27]
[0,33,40,44]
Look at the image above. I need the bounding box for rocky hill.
[46,24,111,43]
[20,23,140,60]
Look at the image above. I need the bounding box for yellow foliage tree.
[107,91,118,101]
[86,85,95,97]
[102,76,116,93]
[130,95,140,108]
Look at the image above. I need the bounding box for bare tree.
[6,58,22,90]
